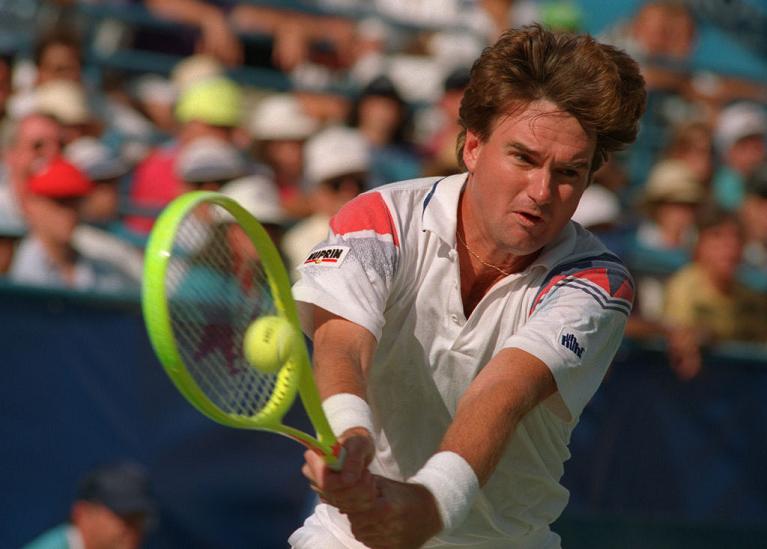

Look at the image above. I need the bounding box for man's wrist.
[321,393,375,438]
[406,451,479,533]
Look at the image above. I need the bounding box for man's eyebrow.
[506,142,591,169]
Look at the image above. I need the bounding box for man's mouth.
[514,210,543,225]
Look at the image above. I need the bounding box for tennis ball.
[244,316,295,374]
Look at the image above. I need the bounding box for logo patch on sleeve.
[556,326,587,363]
[300,245,350,268]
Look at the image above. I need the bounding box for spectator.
[663,207,767,380]
[63,136,144,284]
[142,0,358,73]
[124,76,245,235]
[711,101,767,211]
[247,93,320,219]
[179,175,287,298]
[9,157,137,292]
[21,462,156,549]
[419,66,471,177]
[348,75,421,187]
[738,161,767,291]
[64,136,131,227]
[662,119,715,188]
[571,183,628,256]
[0,212,24,274]
[34,79,102,145]
[0,53,13,121]
[629,159,708,321]
[175,135,247,192]
[219,174,287,248]
[283,126,369,277]
[0,112,64,235]
[32,25,82,85]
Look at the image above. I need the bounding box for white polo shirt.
[293,173,634,548]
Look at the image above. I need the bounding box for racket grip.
[327,443,346,472]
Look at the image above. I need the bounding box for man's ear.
[462,129,482,173]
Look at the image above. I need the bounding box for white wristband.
[407,451,479,533]
[321,393,375,438]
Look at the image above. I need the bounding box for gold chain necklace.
[456,229,512,277]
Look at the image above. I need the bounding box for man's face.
[37,43,81,84]
[462,100,595,257]
[75,502,144,549]
[696,221,743,284]
[7,115,62,182]
[24,195,80,246]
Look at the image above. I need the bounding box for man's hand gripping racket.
[141,190,344,469]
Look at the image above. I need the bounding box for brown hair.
[456,24,646,172]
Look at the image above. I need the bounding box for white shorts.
[288,503,371,549]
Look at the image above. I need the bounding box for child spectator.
[663,207,767,379]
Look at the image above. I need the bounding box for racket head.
[142,191,305,431]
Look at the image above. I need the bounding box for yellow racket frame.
[142,191,341,467]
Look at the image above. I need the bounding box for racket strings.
[167,206,282,417]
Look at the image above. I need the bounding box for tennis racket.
[142,190,343,469]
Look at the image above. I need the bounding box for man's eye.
[512,153,530,163]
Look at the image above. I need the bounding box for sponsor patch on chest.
[300,245,350,268]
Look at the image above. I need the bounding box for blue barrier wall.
[2,284,766,548]
[1,285,313,549]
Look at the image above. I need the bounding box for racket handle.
[327,442,346,471]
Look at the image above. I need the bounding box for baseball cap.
[217,175,286,225]
[745,162,767,198]
[642,159,705,207]
[248,94,318,141]
[175,77,242,127]
[27,157,94,198]
[714,101,767,153]
[304,126,370,188]
[64,137,130,182]
[35,79,92,125]
[175,136,246,183]
[76,462,156,518]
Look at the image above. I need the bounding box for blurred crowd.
[0,0,766,380]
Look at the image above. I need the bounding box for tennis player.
[290,24,647,549]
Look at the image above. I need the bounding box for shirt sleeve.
[292,191,400,341]
[503,259,635,421]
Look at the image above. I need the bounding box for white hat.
[714,101,767,153]
[304,126,370,186]
[132,74,177,105]
[248,94,318,141]
[35,79,92,125]
[217,175,286,225]
[572,184,621,228]
[642,159,705,207]
[64,137,130,181]
[175,136,246,183]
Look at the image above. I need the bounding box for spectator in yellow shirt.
[663,206,767,379]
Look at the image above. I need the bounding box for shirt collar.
[421,172,578,274]
[421,172,468,244]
